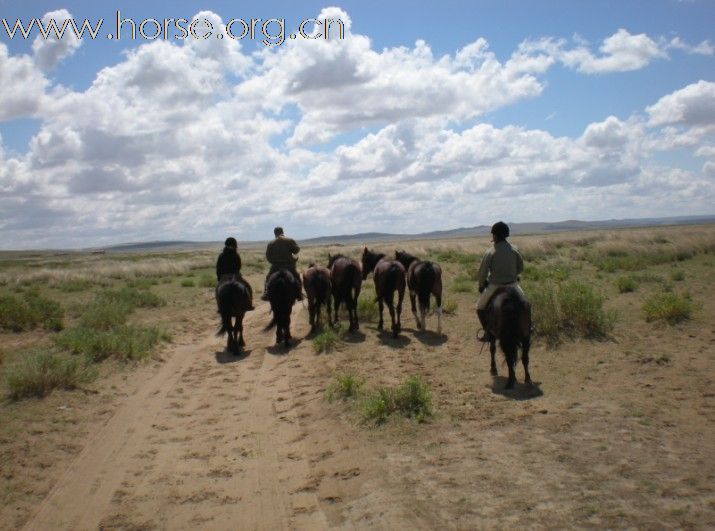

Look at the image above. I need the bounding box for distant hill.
[96,215,715,252]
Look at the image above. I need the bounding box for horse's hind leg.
[396,288,404,335]
[490,341,498,376]
[505,346,517,389]
[377,299,384,331]
[409,290,419,329]
[522,337,532,385]
[308,298,316,333]
[387,301,398,338]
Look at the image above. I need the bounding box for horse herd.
[217,247,532,389]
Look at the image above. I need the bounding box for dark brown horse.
[216,279,252,354]
[395,250,444,335]
[486,286,532,389]
[303,264,332,333]
[361,247,406,338]
[327,254,362,332]
[263,269,300,347]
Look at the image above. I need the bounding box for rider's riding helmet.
[224,237,238,248]
[490,221,510,240]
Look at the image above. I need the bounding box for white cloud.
[31,9,82,70]
[646,80,715,127]
[0,10,714,248]
[0,43,50,121]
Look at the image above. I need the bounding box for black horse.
[361,247,405,338]
[263,269,300,347]
[395,250,444,334]
[303,264,332,333]
[327,254,362,332]
[486,286,532,389]
[216,279,252,354]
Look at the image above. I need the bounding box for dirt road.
[22,303,420,530]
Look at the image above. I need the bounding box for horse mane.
[395,250,418,268]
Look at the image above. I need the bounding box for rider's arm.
[477,251,491,292]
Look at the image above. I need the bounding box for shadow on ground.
[214,349,251,364]
[489,376,544,400]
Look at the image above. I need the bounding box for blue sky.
[0,1,713,248]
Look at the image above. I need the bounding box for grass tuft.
[526,281,615,345]
[4,350,96,399]
[0,291,63,332]
[326,373,363,402]
[181,279,195,287]
[642,293,693,325]
[312,326,342,354]
[55,325,170,362]
[616,275,638,293]
[360,376,433,425]
[357,293,378,322]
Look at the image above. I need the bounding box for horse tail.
[345,262,360,302]
[499,293,523,360]
[216,283,230,336]
[383,263,400,305]
[416,262,435,311]
[316,272,330,305]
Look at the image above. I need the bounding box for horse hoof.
[505,380,515,390]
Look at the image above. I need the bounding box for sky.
[0,0,714,249]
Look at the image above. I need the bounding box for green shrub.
[4,350,96,399]
[127,277,159,290]
[198,272,216,288]
[442,299,458,315]
[643,293,693,325]
[181,279,195,287]
[670,269,685,282]
[527,281,615,345]
[55,325,170,362]
[523,264,571,282]
[633,273,664,284]
[57,279,97,292]
[80,302,132,330]
[450,275,473,293]
[357,293,378,322]
[360,376,433,425]
[0,292,63,332]
[326,373,363,402]
[313,326,341,354]
[100,287,165,308]
[616,276,637,293]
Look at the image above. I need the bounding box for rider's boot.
[477,309,493,342]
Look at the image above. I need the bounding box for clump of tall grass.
[450,274,474,294]
[4,350,96,399]
[360,376,433,425]
[526,281,615,345]
[57,279,98,293]
[181,279,195,287]
[198,272,216,288]
[522,264,571,282]
[616,275,638,293]
[55,325,170,362]
[127,277,159,290]
[0,291,63,332]
[670,269,685,282]
[642,293,693,325]
[326,373,363,402]
[357,293,378,322]
[313,326,342,354]
[442,299,458,315]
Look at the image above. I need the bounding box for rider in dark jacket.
[216,237,254,310]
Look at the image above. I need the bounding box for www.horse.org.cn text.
[1,11,346,46]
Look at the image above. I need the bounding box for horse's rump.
[263,269,298,331]
[491,286,531,346]
[303,267,331,304]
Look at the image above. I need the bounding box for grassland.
[1,224,714,529]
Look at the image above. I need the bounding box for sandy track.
[22,303,340,530]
